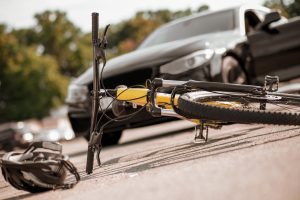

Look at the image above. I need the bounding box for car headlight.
[22,132,34,142]
[65,84,89,104]
[47,129,60,141]
[160,49,214,75]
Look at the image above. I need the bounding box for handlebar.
[92,12,98,43]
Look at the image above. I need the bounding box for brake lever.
[95,24,110,66]
[102,24,110,47]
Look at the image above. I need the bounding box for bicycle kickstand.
[194,124,209,143]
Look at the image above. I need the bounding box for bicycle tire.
[177,91,300,126]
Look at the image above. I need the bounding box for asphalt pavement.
[1,120,300,200]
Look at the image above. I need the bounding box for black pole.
[90,12,100,134]
[86,12,100,174]
[86,13,109,174]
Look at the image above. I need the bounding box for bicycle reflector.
[0,141,80,193]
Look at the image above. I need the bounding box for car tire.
[221,56,246,84]
[84,131,122,146]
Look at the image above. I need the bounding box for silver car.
[66,4,300,145]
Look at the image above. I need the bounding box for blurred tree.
[33,10,90,76]
[11,7,210,70]
[0,24,6,34]
[264,0,290,17]
[11,28,38,46]
[0,30,68,122]
[287,0,300,17]
[264,0,300,18]
[197,5,209,12]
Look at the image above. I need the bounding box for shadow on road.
[68,127,193,158]
[2,193,38,200]
[79,126,300,181]
[2,126,299,200]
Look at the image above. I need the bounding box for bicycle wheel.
[177,91,300,125]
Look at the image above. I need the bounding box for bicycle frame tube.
[156,78,263,94]
[115,87,222,125]
[116,88,147,105]
[116,88,179,106]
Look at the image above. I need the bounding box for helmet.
[0,141,80,193]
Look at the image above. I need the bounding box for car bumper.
[68,105,176,137]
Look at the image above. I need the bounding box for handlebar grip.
[92,12,99,43]
[86,146,94,174]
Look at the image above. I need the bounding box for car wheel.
[84,131,122,146]
[221,56,246,84]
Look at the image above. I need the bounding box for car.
[0,122,33,151]
[0,118,75,151]
[66,4,300,145]
[0,123,18,151]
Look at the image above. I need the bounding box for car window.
[139,9,236,49]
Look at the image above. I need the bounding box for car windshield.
[139,9,236,49]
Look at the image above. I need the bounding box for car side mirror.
[255,11,281,32]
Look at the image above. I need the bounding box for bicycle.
[86,13,300,174]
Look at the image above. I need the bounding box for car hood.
[73,37,210,85]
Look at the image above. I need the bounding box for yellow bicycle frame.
[115,88,206,124]
[116,88,179,108]
[115,87,241,126]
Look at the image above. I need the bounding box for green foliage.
[10,10,91,77]
[197,5,209,13]
[11,28,38,46]
[0,24,6,34]
[287,0,300,17]
[264,0,300,18]
[0,31,68,122]
[33,11,90,76]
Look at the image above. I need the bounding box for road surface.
[1,120,300,200]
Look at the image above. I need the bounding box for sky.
[0,0,264,32]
